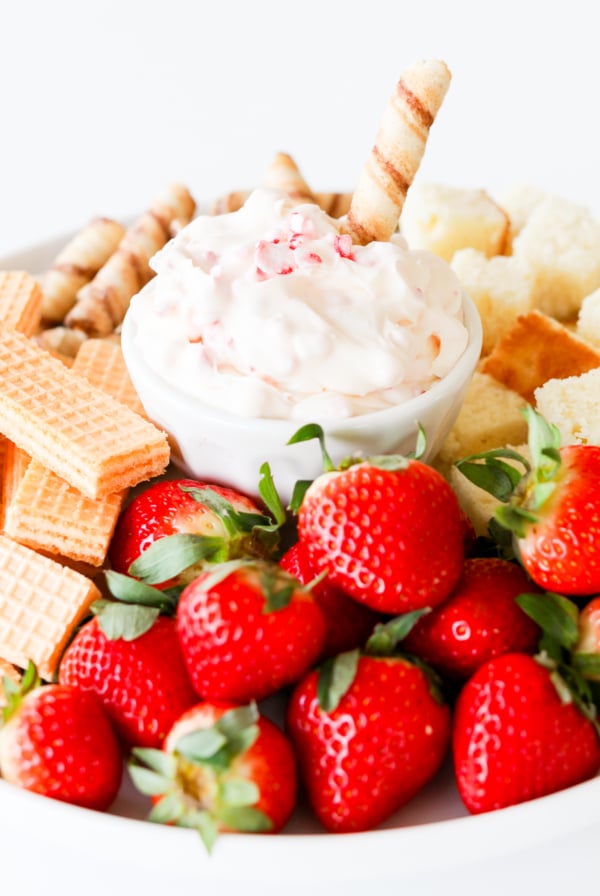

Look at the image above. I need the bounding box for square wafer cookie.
[4,339,144,565]
[0,535,100,680]
[0,441,30,533]
[0,330,169,499]
[0,271,43,337]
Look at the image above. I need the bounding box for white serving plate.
[1,233,600,896]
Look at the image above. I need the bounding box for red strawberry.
[453,651,600,813]
[129,701,297,851]
[402,557,541,679]
[297,458,464,614]
[287,646,450,833]
[109,478,278,589]
[0,666,122,811]
[176,560,326,703]
[279,541,380,658]
[59,615,197,748]
[457,408,600,595]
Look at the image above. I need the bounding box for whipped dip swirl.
[127,189,469,420]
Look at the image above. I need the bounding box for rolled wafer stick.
[35,325,88,359]
[314,192,353,218]
[262,152,317,205]
[344,59,452,245]
[210,190,251,215]
[65,183,196,337]
[39,218,126,323]
[0,271,43,336]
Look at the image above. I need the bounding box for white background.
[1,0,599,255]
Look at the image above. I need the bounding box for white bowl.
[121,291,482,502]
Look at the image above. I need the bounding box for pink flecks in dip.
[127,189,468,420]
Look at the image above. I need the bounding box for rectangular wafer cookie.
[0,535,100,680]
[0,271,43,337]
[5,339,145,565]
[0,330,169,499]
[0,441,30,533]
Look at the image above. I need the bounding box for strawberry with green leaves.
[129,701,297,852]
[453,591,600,813]
[279,540,381,659]
[402,557,542,679]
[287,615,451,833]
[292,424,465,614]
[176,560,326,703]
[109,472,284,589]
[0,663,122,811]
[59,579,197,748]
[456,407,600,595]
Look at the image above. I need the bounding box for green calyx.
[129,703,272,853]
[1,661,41,725]
[516,591,600,734]
[286,422,426,514]
[455,406,563,540]
[316,608,440,713]
[195,558,305,614]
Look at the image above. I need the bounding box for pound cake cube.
[0,330,169,499]
[498,183,548,244]
[480,310,600,403]
[535,368,600,446]
[400,182,509,261]
[576,288,600,348]
[0,535,100,680]
[433,372,528,469]
[451,249,533,355]
[512,196,600,319]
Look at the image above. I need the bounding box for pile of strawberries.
[3,410,600,850]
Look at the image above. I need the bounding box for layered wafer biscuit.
[0,535,100,680]
[0,271,43,336]
[65,183,196,337]
[39,217,126,323]
[0,329,169,499]
[4,339,144,565]
[345,59,451,245]
[0,441,30,533]
[262,152,317,205]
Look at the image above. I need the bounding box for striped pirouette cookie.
[344,59,452,245]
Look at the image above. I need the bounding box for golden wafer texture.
[39,218,126,323]
[0,442,30,534]
[345,59,451,245]
[262,152,317,205]
[0,535,100,680]
[0,271,43,336]
[0,330,169,499]
[4,339,144,566]
[65,183,196,337]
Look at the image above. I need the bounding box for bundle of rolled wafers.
[1,182,198,676]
